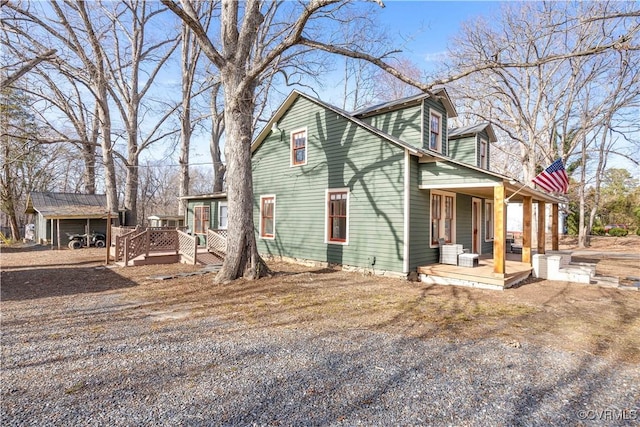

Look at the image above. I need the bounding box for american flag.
[532,158,569,194]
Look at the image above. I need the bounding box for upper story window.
[327,189,349,244]
[194,205,210,234]
[260,195,275,239]
[429,110,442,153]
[480,139,488,169]
[291,128,307,166]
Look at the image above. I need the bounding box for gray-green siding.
[186,199,226,245]
[253,97,406,273]
[361,104,422,149]
[408,157,438,268]
[449,135,476,166]
[419,161,501,187]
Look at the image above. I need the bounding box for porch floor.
[417,253,533,290]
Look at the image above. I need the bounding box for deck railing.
[149,228,179,252]
[123,229,149,266]
[110,226,227,266]
[112,226,140,262]
[177,230,198,265]
[207,229,227,257]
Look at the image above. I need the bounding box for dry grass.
[2,239,639,364]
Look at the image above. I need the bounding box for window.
[429,111,442,152]
[218,202,228,229]
[485,201,494,241]
[260,196,275,239]
[194,205,210,234]
[480,139,488,169]
[327,190,349,243]
[431,191,455,245]
[291,129,307,166]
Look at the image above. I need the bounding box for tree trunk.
[214,74,268,283]
[80,141,96,194]
[209,82,225,193]
[97,95,119,216]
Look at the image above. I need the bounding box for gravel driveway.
[2,285,639,427]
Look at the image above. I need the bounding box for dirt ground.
[2,236,639,364]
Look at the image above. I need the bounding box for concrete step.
[589,275,620,287]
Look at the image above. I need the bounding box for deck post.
[551,203,559,251]
[537,201,546,255]
[493,184,506,275]
[522,196,532,264]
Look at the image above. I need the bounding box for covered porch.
[418,253,534,290]
[417,159,565,289]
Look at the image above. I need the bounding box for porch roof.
[418,160,565,204]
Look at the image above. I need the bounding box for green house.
[182,193,228,245]
[185,90,562,281]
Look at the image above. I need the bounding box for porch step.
[589,275,620,287]
[133,253,180,266]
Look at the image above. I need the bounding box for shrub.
[591,226,605,236]
[608,227,628,237]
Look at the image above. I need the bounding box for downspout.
[403,150,411,274]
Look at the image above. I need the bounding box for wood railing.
[110,226,227,266]
[123,229,149,266]
[207,229,227,257]
[149,229,179,251]
[177,230,198,265]
[113,226,139,262]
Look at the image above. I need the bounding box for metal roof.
[25,192,114,219]
[352,86,457,119]
[448,123,498,143]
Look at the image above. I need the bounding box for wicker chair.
[439,238,464,265]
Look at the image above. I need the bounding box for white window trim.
[218,201,228,230]
[485,200,494,242]
[259,195,276,240]
[428,109,443,153]
[429,189,456,248]
[290,127,308,167]
[325,188,350,245]
[479,138,488,169]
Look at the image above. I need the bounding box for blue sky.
[379,1,501,73]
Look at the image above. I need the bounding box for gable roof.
[25,192,113,219]
[251,90,425,157]
[352,86,457,119]
[449,122,498,143]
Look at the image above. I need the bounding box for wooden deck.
[417,254,533,290]
[112,246,223,267]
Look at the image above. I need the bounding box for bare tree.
[162,0,432,283]
[101,0,180,225]
[0,48,56,88]
[4,0,120,212]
